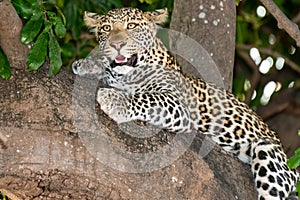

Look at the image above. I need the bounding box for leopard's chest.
[106,65,182,93]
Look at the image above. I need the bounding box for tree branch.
[260,0,300,47]
[256,87,299,120]
[0,0,28,69]
[0,69,257,200]
[237,44,300,75]
[236,50,260,104]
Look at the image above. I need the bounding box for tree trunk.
[0,1,258,199]
[170,0,236,91]
[0,0,28,69]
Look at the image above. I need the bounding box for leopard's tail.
[251,139,299,200]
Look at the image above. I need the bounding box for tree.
[0,0,28,78]
[0,0,299,199]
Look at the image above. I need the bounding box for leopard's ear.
[144,8,168,24]
[84,11,103,31]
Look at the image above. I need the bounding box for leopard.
[72,7,299,200]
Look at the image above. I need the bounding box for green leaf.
[57,0,64,8]
[54,17,66,38]
[28,0,40,6]
[61,43,76,58]
[21,12,44,44]
[45,0,57,5]
[297,181,300,198]
[44,20,53,33]
[47,11,56,20]
[27,32,48,71]
[236,17,247,44]
[138,0,156,4]
[64,2,82,40]
[0,48,12,79]
[287,153,300,169]
[47,11,66,37]
[295,147,300,155]
[12,0,34,19]
[48,32,62,76]
[109,0,123,7]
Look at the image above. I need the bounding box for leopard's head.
[84,8,168,72]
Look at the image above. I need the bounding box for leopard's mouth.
[115,55,127,63]
[110,54,138,68]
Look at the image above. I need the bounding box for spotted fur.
[72,8,299,200]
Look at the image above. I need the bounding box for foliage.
[12,0,66,76]
[287,130,300,197]
[0,48,11,79]
[138,0,155,5]
[236,0,241,6]
[0,193,8,200]
[0,0,172,79]
[235,0,300,108]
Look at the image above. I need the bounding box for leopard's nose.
[110,41,126,50]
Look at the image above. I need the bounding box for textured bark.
[170,0,236,91]
[0,68,257,200]
[0,0,28,69]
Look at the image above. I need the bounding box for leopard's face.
[84,8,168,72]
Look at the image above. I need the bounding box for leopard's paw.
[96,88,129,123]
[72,58,106,79]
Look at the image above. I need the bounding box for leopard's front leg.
[97,88,130,123]
[96,88,192,133]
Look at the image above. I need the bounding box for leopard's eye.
[101,25,111,32]
[127,23,137,30]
